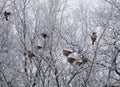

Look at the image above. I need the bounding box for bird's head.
[93,32,96,34]
[27,51,31,53]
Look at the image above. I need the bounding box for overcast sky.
[68,0,99,8]
[85,0,99,6]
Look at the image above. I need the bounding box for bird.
[91,32,97,45]
[41,33,48,39]
[67,57,76,64]
[4,11,11,21]
[27,51,35,58]
[35,45,42,50]
[63,50,73,57]
[76,61,82,66]
[81,55,88,64]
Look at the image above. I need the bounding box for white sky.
[85,0,99,7]
[68,0,99,8]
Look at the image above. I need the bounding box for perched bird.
[82,58,88,64]
[67,57,76,64]
[35,45,42,50]
[4,11,11,21]
[76,61,82,66]
[81,56,88,64]
[27,51,35,58]
[41,33,48,39]
[63,50,73,57]
[91,32,97,45]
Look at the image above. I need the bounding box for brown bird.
[63,50,72,56]
[35,45,42,50]
[91,32,97,45]
[41,33,48,39]
[67,57,76,64]
[27,51,35,58]
[4,11,11,21]
[82,58,88,64]
[81,56,88,64]
[76,61,82,66]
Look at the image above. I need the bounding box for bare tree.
[0,0,120,87]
